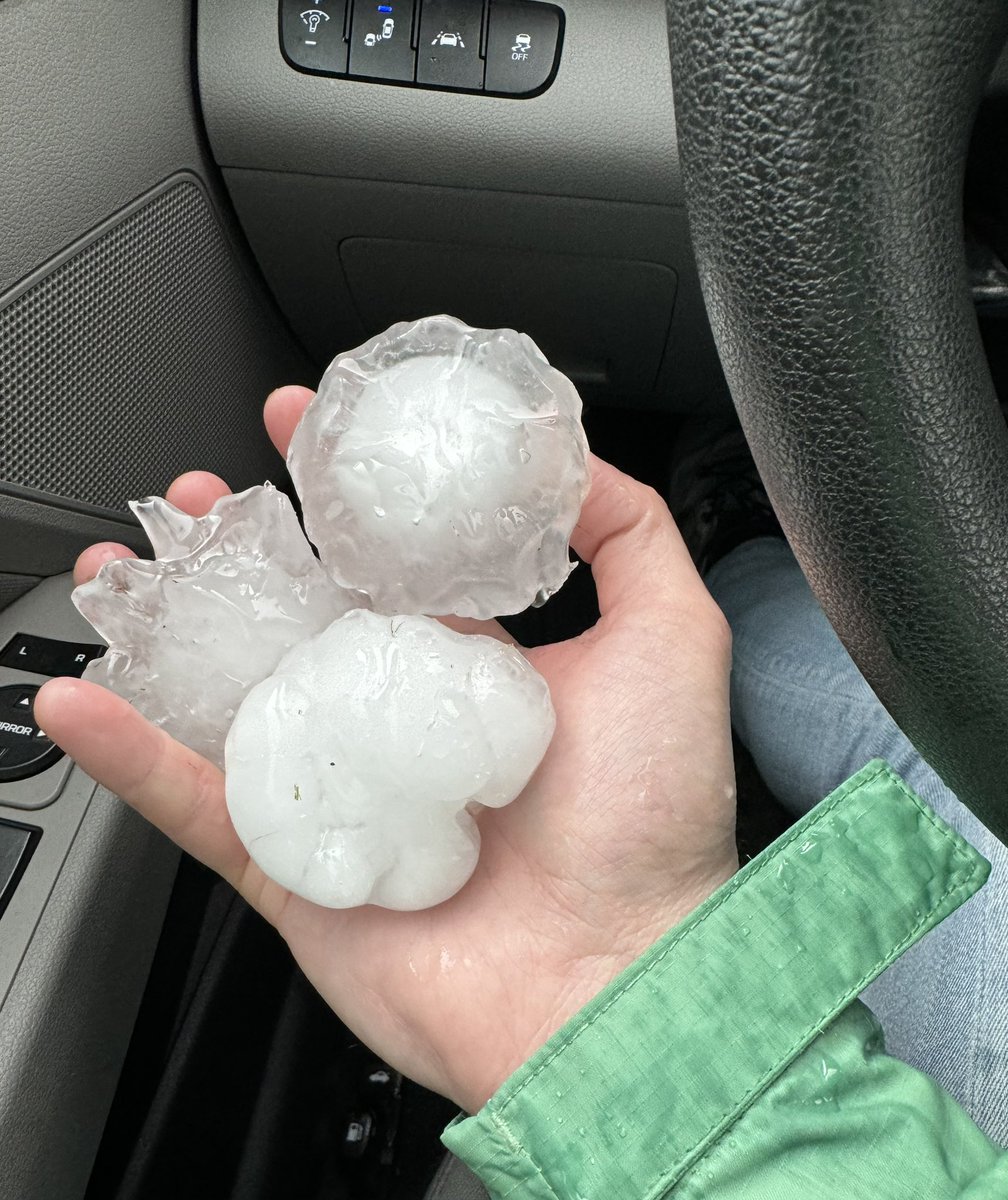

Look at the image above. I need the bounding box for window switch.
[417,0,486,91]
[349,0,418,82]
[485,0,561,96]
[280,0,350,75]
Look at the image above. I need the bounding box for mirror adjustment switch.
[417,0,486,91]
[0,632,105,678]
[0,820,38,922]
[350,0,418,81]
[0,685,64,783]
[280,0,350,74]
[485,0,561,96]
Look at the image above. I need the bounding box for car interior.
[1,2,1006,1197]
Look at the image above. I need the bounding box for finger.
[570,454,709,618]
[74,543,137,587]
[34,677,250,890]
[264,386,314,460]
[165,471,232,517]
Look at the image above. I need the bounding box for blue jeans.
[707,537,1008,1147]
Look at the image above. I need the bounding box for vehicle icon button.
[350,0,418,82]
[417,0,485,90]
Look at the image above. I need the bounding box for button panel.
[0,685,65,783]
[0,632,106,678]
[280,0,562,96]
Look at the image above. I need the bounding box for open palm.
[35,387,738,1113]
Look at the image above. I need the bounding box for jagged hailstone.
[74,485,358,768]
[287,314,591,620]
[225,610,555,910]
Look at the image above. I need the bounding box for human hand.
[35,387,738,1114]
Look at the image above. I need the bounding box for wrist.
[455,856,739,1113]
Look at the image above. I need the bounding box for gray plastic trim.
[223,169,729,410]
[0,575,180,1200]
[198,0,682,207]
[0,1,209,298]
[0,487,145,578]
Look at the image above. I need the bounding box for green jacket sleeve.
[442,760,1008,1198]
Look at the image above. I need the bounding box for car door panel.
[0,5,307,1197]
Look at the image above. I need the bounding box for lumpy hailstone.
[287,314,591,620]
[225,610,555,909]
[74,485,358,768]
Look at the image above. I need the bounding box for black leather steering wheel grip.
[666,0,1008,841]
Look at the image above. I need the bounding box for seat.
[424,1152,489,1199]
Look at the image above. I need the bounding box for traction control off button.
[485,0,561,96]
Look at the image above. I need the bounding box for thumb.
[570,455,714,621]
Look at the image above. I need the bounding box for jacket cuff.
[442,760,990,1199]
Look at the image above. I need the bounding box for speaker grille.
[0,179,292,512]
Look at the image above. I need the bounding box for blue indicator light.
[377,4,393,10]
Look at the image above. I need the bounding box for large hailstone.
[287,314,591,620]
[74,485,358,768]
[225,610,555,910]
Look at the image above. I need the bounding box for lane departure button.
[280,0,350,74]
[417,0,485,91]
[0,685,64,783]
[350,0,418,82]
[485,0,561,96]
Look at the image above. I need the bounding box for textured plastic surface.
[75,486,357,769]
[0,575,180,1200]
[0,487,148,579]
[0,4,307,1197]
[338,239,678,394]
[289,316,590,618]
[225,170,728,412]
[0,177,295,513]
[198,0,732,413]
[0,0,204,298]
[200,0,680,205]
[0,575,39,615]
[226,610,555,909]
[667,0,1008,840]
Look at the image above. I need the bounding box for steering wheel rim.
[666,0,1008,842]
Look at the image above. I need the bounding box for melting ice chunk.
[74,484,358,768]
[287,314,591,620]
[224,609,555,910]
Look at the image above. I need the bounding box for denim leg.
[707,537,1008,1146]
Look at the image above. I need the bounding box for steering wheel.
[666,0,1008,843]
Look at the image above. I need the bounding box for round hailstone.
[287,314,591,619]
[225,610,555,910]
